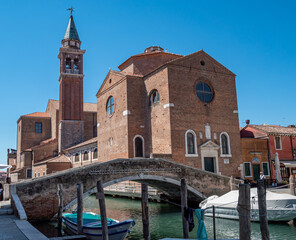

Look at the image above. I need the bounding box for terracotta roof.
[64,137,97,151]
[31,138,57,150]
[34,154,70,166]
[248,124,296,135]
[46,99,96,112]
[118,51,183,70]
[22,112,50,118]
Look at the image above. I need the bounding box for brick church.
[10,14,242,181]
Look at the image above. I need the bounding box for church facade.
[97,46,242,177]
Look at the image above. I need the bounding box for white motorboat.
[62,212,135,240]
[199,188,296,222]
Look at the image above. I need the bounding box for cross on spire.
[67,7,74,15]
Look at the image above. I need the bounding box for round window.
[106,96,115,115]
[196,82,213,103]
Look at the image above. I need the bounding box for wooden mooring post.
[97,180,109,240]
[180,178,189,239]
[237,183,251,240]
[290,175,295,196]
[141,183,150,240]
[257,180,269,240]
[57,183,63,236]
[77,183,83,235]
[213,205,216,240]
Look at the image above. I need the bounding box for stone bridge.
[12,158,238,220]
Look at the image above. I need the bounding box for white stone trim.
[201,149,219,173]
[205,123,211,140]
[233,110,238,113]
[123,110,131,116]
[185,130,198,156]
[220,132,232,157]
[133,135,145,158]
[163,103,174,109]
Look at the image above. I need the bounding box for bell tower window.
[74,59,79,74]
[65,58,72,73]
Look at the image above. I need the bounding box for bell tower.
[58,11,86,152]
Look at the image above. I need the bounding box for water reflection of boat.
[62,212,135,240]
[200,189,296,222]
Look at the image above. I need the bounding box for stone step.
[0,208,13,215]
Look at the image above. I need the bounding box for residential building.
[240,124,296,181]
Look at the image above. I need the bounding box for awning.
[0,164,12,169]
[280,161,296,168]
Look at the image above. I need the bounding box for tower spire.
[62,7,80,48]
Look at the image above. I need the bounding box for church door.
[204,157,215,173]
[135,137,144,157]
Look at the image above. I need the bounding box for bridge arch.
[12,158,237,220]
[65,174,207,211]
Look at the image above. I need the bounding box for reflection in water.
[80,195,296,240]
[33,194,296,240]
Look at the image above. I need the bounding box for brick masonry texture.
[96,49,242,177]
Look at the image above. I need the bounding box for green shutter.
[244,163,251,177]
[263,163,269,176]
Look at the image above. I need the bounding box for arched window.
[185,130,198,156]
[220,132,231,156]
[134,135,144,157]
[74,153,80,162]
[65,58,71,73]
[73,59,79,74]
[149,90,160,106]
[106,96,115,115]
[93,148,98,159]
[83,151,89,161]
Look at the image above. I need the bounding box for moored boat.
[200,188,296,222]
[62,212,135,240]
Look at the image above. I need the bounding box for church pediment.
[200,140,220,150]
[168,50,235,76]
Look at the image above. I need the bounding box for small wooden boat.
[62,212,135,240]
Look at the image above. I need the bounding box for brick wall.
[32,141,58,163]
[97,73,129,161]
[166,52,241,176]
[144,68,172,155]
[84,112,97,140]
[126,76,147,157]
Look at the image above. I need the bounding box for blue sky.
[1,0,296,164]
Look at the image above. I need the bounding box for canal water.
[34,194,296,239]
[81,194,296,240]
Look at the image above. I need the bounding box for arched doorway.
[134,135,144,157]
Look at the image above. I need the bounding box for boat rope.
[268,184,290,189]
